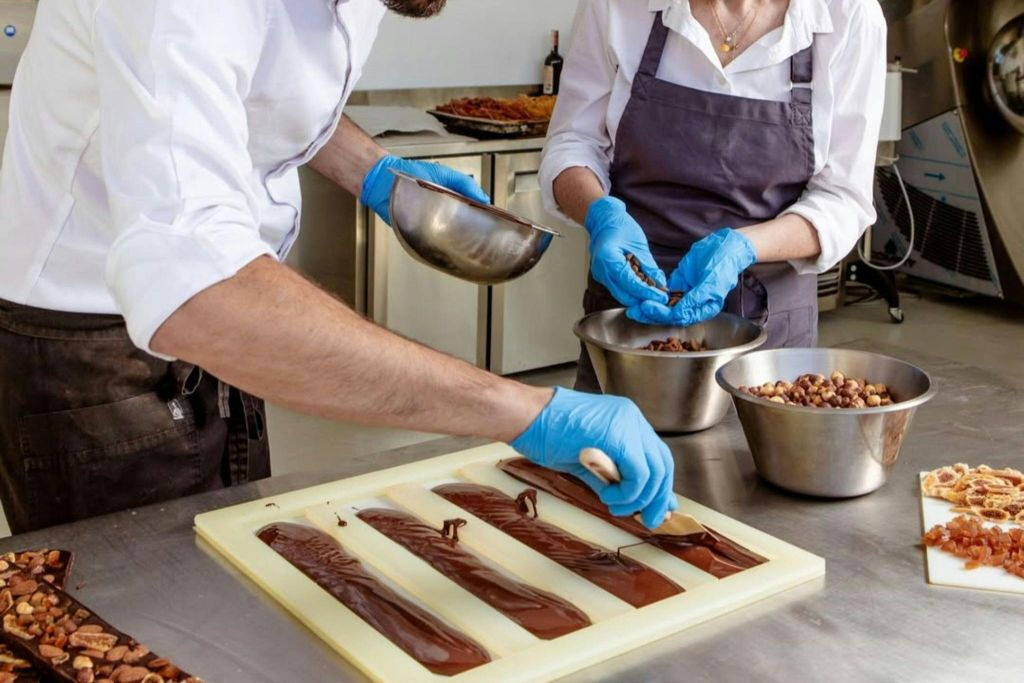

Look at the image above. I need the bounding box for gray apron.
[0,298,270,533]
[577,12,819,391]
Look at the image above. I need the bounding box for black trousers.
[0,298,270,534]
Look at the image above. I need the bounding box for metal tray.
[427,110,550,139]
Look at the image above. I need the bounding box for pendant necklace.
[708,0,761,53]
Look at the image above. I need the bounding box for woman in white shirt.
[540,0,886,390]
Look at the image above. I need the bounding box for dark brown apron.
[577,12,819,391]
[0,298,270,533]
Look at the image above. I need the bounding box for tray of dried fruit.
[428,96,556,138]
[920,463,1024,594]
[194,443,824,682]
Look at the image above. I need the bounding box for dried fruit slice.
[977,508,1012,522]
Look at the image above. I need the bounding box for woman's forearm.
[737,214,821,263]
[552,166,607,225]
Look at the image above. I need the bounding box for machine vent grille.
[876,167,994,283]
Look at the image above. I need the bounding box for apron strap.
[637,12,670,79]
[790,45,814,106]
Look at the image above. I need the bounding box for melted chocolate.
[433,483,682,608]
[498,458,764,578]
[257,522,489,676]
[357,508,591,639]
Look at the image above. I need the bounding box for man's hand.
[585,197,668,308]
[510,387,676,529]
[628,228,756,326]
[360,155,491,226]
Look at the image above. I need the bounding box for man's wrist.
[493,382,554,444]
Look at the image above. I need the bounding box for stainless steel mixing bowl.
[574,309,767,432]
[716,348,937,497]
[388,170,559,285]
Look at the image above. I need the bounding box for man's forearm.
[553,166,606,225]
[308,116,388,197]
[738,214,822,263]
[151,257,552,442]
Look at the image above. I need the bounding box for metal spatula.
[579,447,709,536]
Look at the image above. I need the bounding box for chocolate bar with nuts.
[0,549,75,683]
[0,579,202,683]
[2,549,75,593]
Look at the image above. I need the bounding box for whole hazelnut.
[820,389,835,401]
[875,383,887,395]
[866,394,882,407]
[831,371,845,385]
[769,396,785,404]
[851,397,867,408]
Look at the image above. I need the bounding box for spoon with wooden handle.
[579,447,709,536]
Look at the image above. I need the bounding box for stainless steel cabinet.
[368,155,488,367]
[293,145,587,374]
[489,152,588,375]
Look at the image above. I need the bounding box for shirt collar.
[648,0,834,72]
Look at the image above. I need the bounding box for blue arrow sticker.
[3,25,16,38]
[924,172,946,181]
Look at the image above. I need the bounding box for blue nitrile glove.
[628,228,757,326]
[584,197,669,308]
[360,155,491,226]
[511,387,677,529]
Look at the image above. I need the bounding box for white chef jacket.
[0,0,385,354]
[539,0,887,274]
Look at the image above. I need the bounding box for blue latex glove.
[628,228,756,326]
[360,155,491,226]
[511,387,677,529]
[584,197,669,308]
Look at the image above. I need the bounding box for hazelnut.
[820,389,835,401]
[866,394,882,407]
[769,396,785,403]
[831,371,845,384]
[851,397,866,408]
[73,655,94,670]
[14,602,32,615]
[864,384,877,396]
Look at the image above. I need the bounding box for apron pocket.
[19,392,203,529]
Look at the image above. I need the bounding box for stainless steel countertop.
[4,339,1022,682]
[375,131,545,158]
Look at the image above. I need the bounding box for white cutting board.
[195,444,824,682]
[919,473,1024,594]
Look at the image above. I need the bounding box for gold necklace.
[708,0,761,53]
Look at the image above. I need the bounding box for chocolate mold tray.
[194,444,824,682]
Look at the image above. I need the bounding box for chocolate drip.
[440,518,467,542]
[498,458,764,578]
[357,509,589,639]
[257,522,490,675]
[433,483,681,608]
[515,489,538,518]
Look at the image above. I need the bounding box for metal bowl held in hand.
[574,309,767,433]
[388,170,559,285]
[716,348,936,498]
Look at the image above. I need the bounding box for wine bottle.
[542,30,563,96]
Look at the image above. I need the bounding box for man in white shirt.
[0,0,677,533]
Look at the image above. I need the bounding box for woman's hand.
[585,197,669,308]
[628,228,756,326]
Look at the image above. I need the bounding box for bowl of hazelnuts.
[716,348,936,497]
